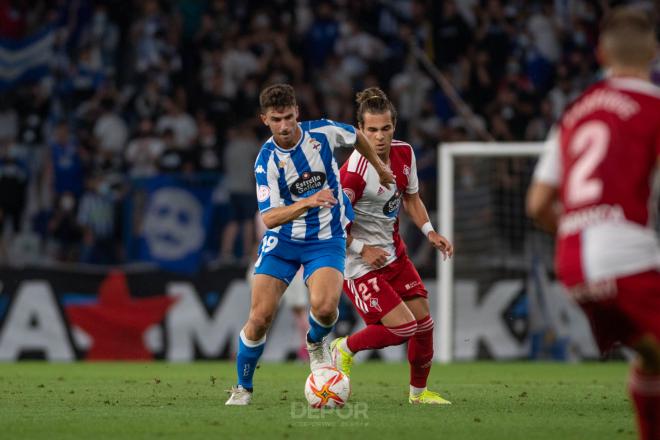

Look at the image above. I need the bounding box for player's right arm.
[346,234,390,269]
[341,157,390,269]
[262,189,337,229]
[526,128,561,233]
[255,150,336,229]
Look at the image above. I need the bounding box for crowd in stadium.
[0,0,648,269]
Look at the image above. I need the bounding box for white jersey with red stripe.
[339,140,419,279]
[533,77,660,286]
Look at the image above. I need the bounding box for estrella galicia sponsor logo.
[290,171,326,197]
[382,190,401,217]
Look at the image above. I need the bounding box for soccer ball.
[304,366,351,408]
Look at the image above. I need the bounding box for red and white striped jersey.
[340,140,419,279]
[533,77,660,286]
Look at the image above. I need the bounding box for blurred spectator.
[525,98,554,141]
[219,124,260,263]
[464,48,496,110]
[0,136,28,261]
[93,96,128,161]
[548,64,579,119]
[77,173,117,265]
[221,37,261,98]
[303,1,339,69]
[316,54,352,121]
[201,70,235,141]
[156,95,197,150]
[335,19,388,80]
[124,118,164,178]
[87,3,120,76]
[16,83,49,147]
[474,0,512,83]
[157,128,195,174]
[0,96,18,141]
[194,118,222,173]
[194,10,226,52]
[390,56,433,136]
[526,2,560,64]
[131,0,174,75]
[47,191,81,263]
[433,0,472,67]
[47,121,85,202]
[70,45,106,108]
[133,79,165,121]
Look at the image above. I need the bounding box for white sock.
[410,385,426,396]
[340,338,354,356]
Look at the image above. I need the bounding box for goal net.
[434,142,598,363]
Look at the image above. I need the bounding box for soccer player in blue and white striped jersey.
[226,84,394,405]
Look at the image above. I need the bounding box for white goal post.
[436,142,546,363]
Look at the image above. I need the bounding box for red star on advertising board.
[66,271,177,360]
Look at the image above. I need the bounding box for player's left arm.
[526,127,561,233]
[402,192,453,260]
[526,183,559,233]
[401,145,453,259]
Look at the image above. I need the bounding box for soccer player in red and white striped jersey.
[332,87,454,404]
[527,7,660,439]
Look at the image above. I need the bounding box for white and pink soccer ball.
[304,366,351,408]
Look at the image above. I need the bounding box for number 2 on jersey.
[566,120,610,207]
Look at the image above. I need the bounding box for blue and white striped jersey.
[254,119,356,242]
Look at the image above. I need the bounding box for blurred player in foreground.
[331,87,454,404]
[527,7,660,439]
[226,84,394,405]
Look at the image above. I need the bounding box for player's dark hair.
[600,6,656,67]
[259,84,297,113]
[355,87,397,127]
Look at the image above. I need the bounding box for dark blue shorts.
[229,193,257,222]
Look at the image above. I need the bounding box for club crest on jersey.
[382,189,402,217]
[290,171,327,197]
[257,185,270,202]
[370,298,382,312]
[377,187,384,196]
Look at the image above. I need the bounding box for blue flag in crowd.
[0,26,55,90]
[130,176,214,274]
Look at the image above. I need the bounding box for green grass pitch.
[0,361,636,439]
